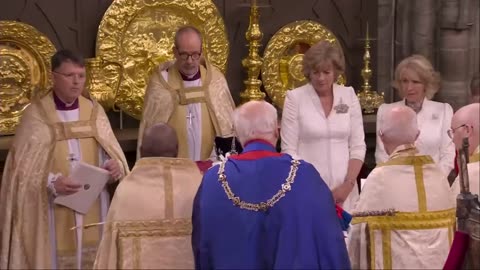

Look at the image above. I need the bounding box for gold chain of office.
[217,159,301,212]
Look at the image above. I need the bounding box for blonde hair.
[392,54,440,100]
[302,41,345,80]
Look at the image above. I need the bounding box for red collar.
[229,139,282,160]
[229,151,282,160]
[243,139,275,148]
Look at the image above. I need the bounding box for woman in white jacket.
[375,55,455,176]
[281,41,366,211]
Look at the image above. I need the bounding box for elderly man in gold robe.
[0,50,129,269]
[138,25,235,161]
[348,106,456,269]
[450,103,480,196]
[94,123,202,269]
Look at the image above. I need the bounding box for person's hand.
[54,176,82,195]
[103,159,122,180]
[332,180,355,205]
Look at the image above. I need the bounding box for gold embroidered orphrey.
[262,20,346,109]
[217,159,300,212]
[0,20,56,135]
[95,0,230,119]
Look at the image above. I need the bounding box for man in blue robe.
[192,101,351,269]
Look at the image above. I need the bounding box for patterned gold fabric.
[0,92,129,269]
[348,144,456,269]
[44,95,102,268]
[94,157,202,269]
[137,60,235,159]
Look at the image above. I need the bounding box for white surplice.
[46,108,110,269]
[161,71,207,161]
[348,144,456,269]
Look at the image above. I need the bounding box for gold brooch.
[334,99,349,114]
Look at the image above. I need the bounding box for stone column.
[394,0,412,64]
[437,0,477,109]
[468,0,479,94]
[391,0,436,101]
[411,0,436,62]
[377,0,396,103]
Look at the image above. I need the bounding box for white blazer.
[375,98,455,175]
[281,83,366,211]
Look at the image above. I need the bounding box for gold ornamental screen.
[0,21,56,135]
[95,0,230,119]
[262,20,344,108]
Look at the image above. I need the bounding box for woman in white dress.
[281,41,366,211]
[375,55,455,176]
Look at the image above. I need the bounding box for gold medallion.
[262,20,345,109]
[0,21,56,135]
[95,0,229,119]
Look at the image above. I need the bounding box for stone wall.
[377,0,479,108]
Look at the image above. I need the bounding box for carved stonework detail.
[95,0,229,119]
[0,20,56,135]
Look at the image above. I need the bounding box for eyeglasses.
[447,124,469,139]
[53,71,86,80]
[177,51,202,61]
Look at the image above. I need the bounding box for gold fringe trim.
[108,219,192,237]
[353,209,456,269]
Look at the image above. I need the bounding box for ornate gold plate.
[0,21,56,135]
[262,20,345,108]
[96,0,229,119]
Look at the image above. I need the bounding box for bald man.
[450,103,480,197]
[94,123,202,269]
[348,106,456,269]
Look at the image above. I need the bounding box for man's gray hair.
[380,106,419,144]
[233,101,278,145]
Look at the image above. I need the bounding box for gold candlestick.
[239,0,266,102]
[357,23,384,114]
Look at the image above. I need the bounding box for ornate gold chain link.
[217,158,300,212]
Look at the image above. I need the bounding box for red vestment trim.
[229,151,283,160]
